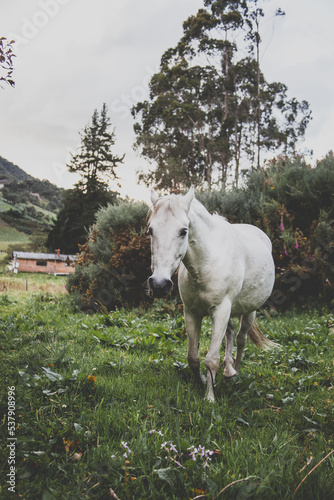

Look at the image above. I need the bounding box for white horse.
[148,187,277,402]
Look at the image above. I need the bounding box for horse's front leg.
[205,299,232,402]
[184,308,205,385]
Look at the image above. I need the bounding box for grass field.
[0,221,30,252]
[0,198,12,212]
[0,273,67,296]
[0,189,56,256]
[0,290,333,499]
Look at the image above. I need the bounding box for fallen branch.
[214,476,258,499]
[191,476,258,500]
[290,434,312,497]
[293,449,334,495]
[109,488,121,500]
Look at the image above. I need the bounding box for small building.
[0,179,11,189]
[12,251,77,275]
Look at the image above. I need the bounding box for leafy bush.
[68,200,151,311]
[199,153,334,306]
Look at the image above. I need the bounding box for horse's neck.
[189,199,212,225]
[183,200,213,276]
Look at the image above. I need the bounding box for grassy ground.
[0,273,67,296]
[0,221,30,252]
[0,291,333,499]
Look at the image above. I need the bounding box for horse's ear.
[151,190,159,205]
[182,186,195,212]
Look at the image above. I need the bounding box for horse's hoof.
[224,367,237,379]
[196,374,207,386]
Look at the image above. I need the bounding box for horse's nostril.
[148,277,173,297]
[163,279,173,292]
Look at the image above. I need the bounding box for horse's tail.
[248,321,280,351]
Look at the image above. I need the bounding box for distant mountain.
[0,156,64,246]
[0,156,63,210]
[0,156,34,181]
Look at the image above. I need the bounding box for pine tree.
[68,103,124,194]
[47,104,123,253]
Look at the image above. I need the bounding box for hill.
[0,156,33,181]
[0,156,64,257]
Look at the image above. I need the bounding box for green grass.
[0,294,333,499]
[0,190,56,254]
[0,220,30,251]
[0,273,67,296]
[0,197,12,212]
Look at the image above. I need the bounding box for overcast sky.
[1,0,334,203]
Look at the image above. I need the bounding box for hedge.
[68,153,334,310]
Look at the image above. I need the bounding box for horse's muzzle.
[148,277,173,298]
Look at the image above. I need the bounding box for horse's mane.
[147,192,226,226]
[147,194,185,225]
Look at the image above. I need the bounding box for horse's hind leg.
[224,320,237,378]
[185,308,205,385]
[235,311,256,373]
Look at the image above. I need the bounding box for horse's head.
[147,187,195,298]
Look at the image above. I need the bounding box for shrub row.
[69,153,334,310]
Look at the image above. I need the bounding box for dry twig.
[293,449,334,495]
[191,476,258,500]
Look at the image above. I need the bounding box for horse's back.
[179,210,275,317]
[233,223,272,251]
[228,223,274,315]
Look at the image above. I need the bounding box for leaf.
[72,369,80,379]
[155,468,177,488]
[42,491,57,500]
[180,438,190,452]
[303,416,318,427]
[41,367,63,382]
[184,459,197,469]
[173,361,188,370]
[18,370,31,386]
[236,417,249,426]
[282,396,295,404]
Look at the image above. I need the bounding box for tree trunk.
[256,27,261,170]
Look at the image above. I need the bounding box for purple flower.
[187,445,214,468]
[280,222,285,231]
[121,441,132,457]
[149,429,163,436]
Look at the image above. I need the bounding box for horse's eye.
[179,228,188,237]
[147,227,153,236]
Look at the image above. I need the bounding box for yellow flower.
[87,375,97,385]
